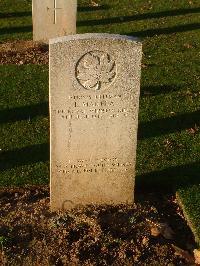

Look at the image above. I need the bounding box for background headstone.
[50,34,142,210]
[32,0,77,43]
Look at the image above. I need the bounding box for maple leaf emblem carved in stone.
[76,51,117,91]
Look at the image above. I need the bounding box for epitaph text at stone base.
[50,34,142,210]
[32,0,77,43]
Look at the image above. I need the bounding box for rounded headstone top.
[49,33,141,45]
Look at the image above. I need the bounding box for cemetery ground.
[0,0,199,264]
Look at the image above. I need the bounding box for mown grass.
[177,185,200,246]
[0,65,49,185]
[0,0,32,41]
[0,0,199,244]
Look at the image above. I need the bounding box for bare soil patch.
[0,187,196,265]
[0,41,48,65]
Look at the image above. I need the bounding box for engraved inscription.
[56,158,132,175]
[54,107,132,120]
[75,51,117,91]
[53,93,136,121]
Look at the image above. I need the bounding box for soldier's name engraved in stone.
[56,157,132,175]
[52,92,137,120]
[52,92,136,120]
[75,51,117,91]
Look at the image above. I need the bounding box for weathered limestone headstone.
[32,0,77,43]
[50,34,142,210]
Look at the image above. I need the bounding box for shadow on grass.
[141,84,182,96]
[0,25,32,35]
[1,142,199,194]
[0,143,49,171]
[0,11,31,19]
[136,161,200,192]
[138,110,200,139]
[0,102,49,124]
[125,23,200,38]
[78,5,110,12]
[77,7,200,26]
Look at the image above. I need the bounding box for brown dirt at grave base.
[0,186,197,266]
[0,40,49,65]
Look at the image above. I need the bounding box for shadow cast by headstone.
[135,184,196,249]
[0,102,49,124]
[0,11,31,19]
[77,7,200,27]
[136,161,200,192]
[0,25,32,35]
[138,110,200,140]
[125,23,200,38]
[78,5,110,12]
[98,205,137,241]
[96,191,196,250]
[141,84,182,97]
[0,143,49,171]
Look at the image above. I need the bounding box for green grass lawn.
[0,0,200,245]
[177,185,200,246]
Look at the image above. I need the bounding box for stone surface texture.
[50,34,142,210]
[32,0,77,43]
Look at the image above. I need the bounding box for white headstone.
[32,0,77,43]
[49,34,142,210]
